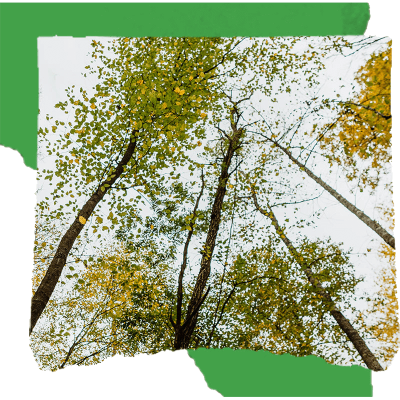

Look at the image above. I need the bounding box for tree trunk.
[30,136,137,335]
[270,139,395,249]
[174,118,244,349]
[251,191,384,371]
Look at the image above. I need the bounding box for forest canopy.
[32,36,396,372]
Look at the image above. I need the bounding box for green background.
[0,2,371,397]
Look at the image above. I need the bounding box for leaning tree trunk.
[251,191,384,371]
[30,135,137,335]
[173,113,245,350]
[269,139,395,249]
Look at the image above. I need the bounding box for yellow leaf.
[189,76,193,81]
[162,103,167,109]
[79,216,86,225]
[200,113,207,118]
[90,103,96,109]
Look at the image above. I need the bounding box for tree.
[171,101,248,349]
[250,186,383,370]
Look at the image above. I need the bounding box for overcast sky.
[37,37,392,368]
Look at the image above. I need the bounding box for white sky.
[37,37,392,368]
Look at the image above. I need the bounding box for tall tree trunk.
[269,139,395,249]
[172,173,205,347]
[174,114,245,349]
[30,136,137,335]
[251,191,384,371]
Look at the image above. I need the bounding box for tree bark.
[251,191,384,371]
[30,136,137,335]
[270,139,395,249]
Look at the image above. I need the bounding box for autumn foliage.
[319,41,392,191]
